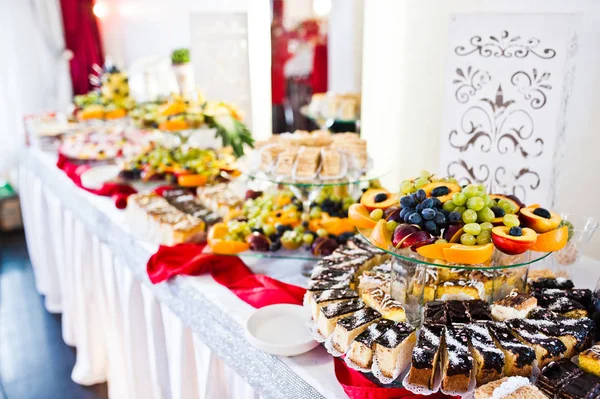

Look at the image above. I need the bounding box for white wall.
[362,0,600,259]
[98,0,272,139]
[328,0,363,93]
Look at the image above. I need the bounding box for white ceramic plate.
[80,165,120,189]
[245,304,319,357]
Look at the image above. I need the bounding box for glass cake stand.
[299,105,361,133]
[357,228,551,325]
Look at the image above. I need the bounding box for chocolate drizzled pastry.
[509,324,567,367]
[407,325,445,389]
[423,300,447,325]
[441,326,474,392]
[317,299,365,338]
[310,267,356,282]
[529,277,575,291]
[332,307,381,354]
[306,288,358,320]
[374,322,417,379]
[534,288,593,310]
[486,322,535,377]
[468,300,493,322]
[466,323,504,386]
[491,291,537,321]
[446,300,471,324]
[347,319,394,369]
[307,279,351,292]
[536,359,582,397]
[545,296,588,318]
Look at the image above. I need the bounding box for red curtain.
[60,0,104,95]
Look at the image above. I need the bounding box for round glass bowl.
[356,228,550,325]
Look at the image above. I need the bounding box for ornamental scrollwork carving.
[511,69,552,110]
[455,30,556,59]
[453,66,491,103]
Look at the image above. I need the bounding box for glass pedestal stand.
[300,106,361,134]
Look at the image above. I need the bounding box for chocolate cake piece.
[441,326,474,393]
[467,300,492,322]
[466,323,505,386]
[374,322,417,379]
[527,307,561,321]
[491,291,537,321]
[546,296,588,318]
[509,325,567,367]
[570,289,593,309]
[407,325,445,389]
[529,277,575,291]
[306,288,358,321]
[486,322,535,377]
[307,279,351,292]
[347,319,395,369]
[536,359,583,398]
[423,300,447,325]
[558,373,600,399]
[331,307,381,354]
[317,299,365,338]
[310,267,356,283]
[446,300,471,324]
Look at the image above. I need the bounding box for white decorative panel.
[190,13,252,127]
[439,14,580,206]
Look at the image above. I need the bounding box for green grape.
[452,192,467,206]
[477,207,495,223]
[501,202,516,214]
[497,199,509,208]
[414,177,428,189]
[443,201,457,212]
[467,197,485,211]
[302,233,314,245]
[477,184,487,195]
[483,195,492,207]
[317,228,329,237]
[342,202,351,212]
[454,206,467,215]
[503,214,520,227]
[463,222,482,236]
[480,222,494,231]
[420,170,431,180]
[463,185,480,198]
[386,221,398,233]
[262,224,275,236]
[476,230,492,245]
[370,208,383,220]
[400,180,414,194]
[462,209,478,223]
[294,225,305,234]
[309,207,322,219]
[460,233,477,246]
[436,238,448,244]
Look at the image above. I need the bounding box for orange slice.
[369,219,391,250]
[531,226,569,252]
[159,119,190,131]
[177,174,208,187]
[416,242,454,261]
[210,240,249,255]
[104,108,127,120]
[442,243,494,265]
[348,204,376,229]
[159,101,187,117]
[319,217,355,236]
[207,223,228,246]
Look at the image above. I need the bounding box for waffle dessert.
[436,279,484,300]
[486,322,535,377]
[441,326,474,393]
[535,359,583,397]
[475,376,546,399]
[320,147,343,177]
[347,319,394,369]
[305,288,358,321]
[407,325,445,389]
[295,147,321,178]
[580,344,600,378]
[362,288,406,322]
[331,307,381,354]
[317,299,365,338]
[509,325,567,367]
[374,322,417,379]
[491,291,537,321]
[466,323,505,386]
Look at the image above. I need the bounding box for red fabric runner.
[56,154,137,208]
[146,242,454,398]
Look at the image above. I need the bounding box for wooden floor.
[0,231,108,399]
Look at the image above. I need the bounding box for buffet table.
[19,147,346,399]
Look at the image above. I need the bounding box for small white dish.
[245,304,319,357]
[80,165,120,189]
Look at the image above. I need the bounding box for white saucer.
[80,165,120,189]
[245,304,319,357]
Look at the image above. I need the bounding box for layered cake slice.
[469,270,506,298]
[358,268,390,296]
[331,307,381,354]
[310,267,356,284]
[508,325,567,367]
[373,322,417,379]
[529,277,574,291]
[558,372,600,399]
[436,279,484,300]
[491,291,537,321]
[407,325,445,389]
[441,326,474,393]
[320,147,342,177]
[294,146,321,179]
[486,322,535,377]
[546,296,588,318]
[465,323,505,386]
[347,319,394,369]
[307,279,352,293]
[317,299,365,338]
[579,344,600,378]
[305,288,358,321]
[467,300,492,322]
[362,288,406,322]
[536,359,583,398]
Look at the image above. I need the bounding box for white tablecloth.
[19,148,346,399]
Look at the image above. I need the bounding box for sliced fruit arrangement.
[206,187,358,255]
[347,170,571,265]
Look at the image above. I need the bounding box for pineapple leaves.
[206,115,254,158]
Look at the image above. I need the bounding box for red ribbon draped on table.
[146,243,453,399]
[56,154,137,208]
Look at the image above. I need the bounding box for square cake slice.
[441,326,474,393]
[374,322,417,379]
[535,359,582,398]
[508,325,567,368]
[486,322,535,377]
[306,288,358,321]
[331,307,381,354]
[317,299,365,338]
[491,291,537,321]
[407,325,445,389]
[347,319,394,369]
[466,323,505,386]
